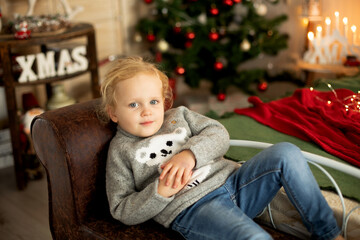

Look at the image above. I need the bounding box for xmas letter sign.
[16,45,88,83]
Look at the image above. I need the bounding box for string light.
[311,80,360,113]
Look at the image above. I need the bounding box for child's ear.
[106,105,118,123]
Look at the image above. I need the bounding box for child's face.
[108,73,165,137]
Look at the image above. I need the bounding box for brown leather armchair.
[31,99,182,239]
[31,99,297,240]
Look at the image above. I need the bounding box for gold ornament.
[134,32,143,43]
[157,39,169,52]
[240,39,251,51]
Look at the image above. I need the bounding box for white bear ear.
[136,150,148,163]
[175,128,183,134]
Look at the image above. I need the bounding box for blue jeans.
[171,142,341,240]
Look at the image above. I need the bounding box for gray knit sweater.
[106,106,239,228]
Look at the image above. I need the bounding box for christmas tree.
[136,0,289,98]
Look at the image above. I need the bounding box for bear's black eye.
[166,141,173,146]
[150,153,156,159]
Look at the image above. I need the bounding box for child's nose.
[141,106,152,116]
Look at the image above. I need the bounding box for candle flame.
[351,25,357,33]
[325,17,331,25]
[308,31,314,40]
[343,17,348,25]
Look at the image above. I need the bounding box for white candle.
[316,26,322,43]
[325,17,331,36]
[308,31,314,48]
[351,25,357,45]
[343,17,348,38]
[335,11,340,30]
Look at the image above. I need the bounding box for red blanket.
[234,88,360,167]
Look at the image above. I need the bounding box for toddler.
[100,56,342,240]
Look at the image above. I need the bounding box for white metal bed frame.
[229,139,360,239]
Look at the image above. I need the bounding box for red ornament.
[185,41,193,48]
[217,93,226,101]
[214,61,224,70]
[146,33,156,42]
[233,0,242,3]
[144,0,153,3]
[257,81,268,91]
[173,23,182,33]
[168,78,176,100]
[175,66,185,75]
[223,0,233,6]
[210,7,219,16]
[209,31,219,41]
[174,26,182,33]
[186,31,196,40]
[155,52,162,62]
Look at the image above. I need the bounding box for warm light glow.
[325,17,331,25]
[351,25,357,33]
[317,26,323,33]
[310,81,360,113]
[335,11,339,17]
[302,18,309,26]
[343,17,348,25]
[308,31,314,41]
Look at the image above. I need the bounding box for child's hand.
[158,173,191,198]
[159,150,196,191]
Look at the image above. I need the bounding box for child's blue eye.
[150,100,159,105]
[129,102,139,108]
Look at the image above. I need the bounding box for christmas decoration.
[257,80,268,91]
[14,21,31,39]
[254,2,268,16]
[185,31,196,40]
[214,61,224,71]
[209,29,219,41]
[175,66,185,75]
[136,0,288,94]
[209,5,219,16]
[157,39,170,52]
[217,93,226,101]
[240,39,251,51]
[4,14,71,36]
[146,32,156,42]
[169,77,177,99]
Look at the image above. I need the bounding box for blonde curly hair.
[98,56,173,123]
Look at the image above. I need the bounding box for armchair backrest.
[31,99,117,238]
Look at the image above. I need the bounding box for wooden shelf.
[0,23,100,190]
[298,60,360,86]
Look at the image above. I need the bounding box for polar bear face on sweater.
[135,127,187,167]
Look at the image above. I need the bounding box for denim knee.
[270,142,306,166]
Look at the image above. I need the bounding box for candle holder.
[303,12,359,65]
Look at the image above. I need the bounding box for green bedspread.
[219,115,360,202]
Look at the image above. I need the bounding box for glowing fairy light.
[310,80,360,113]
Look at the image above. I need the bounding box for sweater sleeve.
[106,142,173,225]
[180,107,230,168]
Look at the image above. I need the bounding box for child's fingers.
[165,166,180,186]
[171,168,185,189]
[182,168,193,184]
[159,163,172,180]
